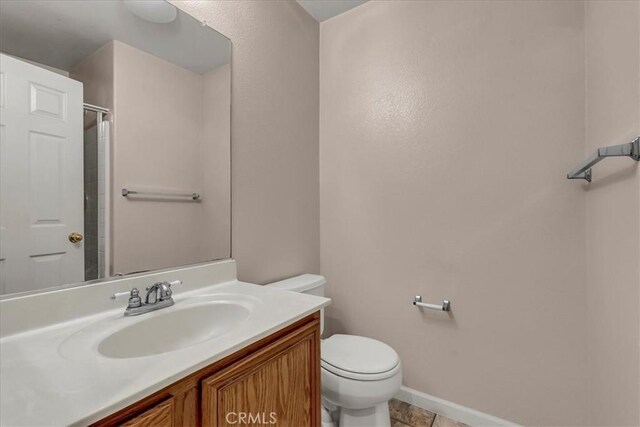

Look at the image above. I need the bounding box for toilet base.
[338,402,390,427]
[322,405,336,427]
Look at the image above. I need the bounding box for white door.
[0,53,84,294]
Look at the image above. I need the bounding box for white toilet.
[267,274,402,427]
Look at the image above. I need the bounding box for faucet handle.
[161,280,181,300]
[111,290,132,300]
[164,280,182,295]
[111,288,142,308]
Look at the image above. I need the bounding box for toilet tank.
[266,274,326,296]
[266,274,326,332]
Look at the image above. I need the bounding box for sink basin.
[58,294,256,361]
[98,302,250,358]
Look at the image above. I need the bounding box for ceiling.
[297,0,369,22]
[0,0,230,75]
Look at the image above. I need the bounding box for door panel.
[30,131,65,223]
[30,83,68,120]
[0,53,84,294]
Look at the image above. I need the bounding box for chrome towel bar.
[567,136,639,182]
[413,295,451,312]
[122,188,201,200]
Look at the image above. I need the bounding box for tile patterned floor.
[389,399,468,427]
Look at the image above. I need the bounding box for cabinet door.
[121,398,174,427]
[202,322,320,427]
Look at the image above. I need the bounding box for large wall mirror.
[0,1,231,297]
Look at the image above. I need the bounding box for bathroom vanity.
[97,312,320,426]
[0,260,330,426]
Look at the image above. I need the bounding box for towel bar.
[122,188,201,200]
[413,295,451,311]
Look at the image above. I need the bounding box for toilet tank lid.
[267,274,326,293]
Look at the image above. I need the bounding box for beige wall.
[112,41,205,274]
[148,2,637,425]
[202,64,232,261]
[173,1,320,284]
[585,1,640,425]
[70,42,114,111]
[110,41,231,274]
[72,41,231,276]
[320,1,588,425]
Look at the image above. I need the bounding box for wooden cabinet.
[93,312,320,427]
[202,319,319,426]
[122,399,174,427]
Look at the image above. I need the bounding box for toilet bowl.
[321,334,402,426]
[267,275,402,427]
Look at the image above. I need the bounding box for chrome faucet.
[111,280,182,316]
[145,281,172,304]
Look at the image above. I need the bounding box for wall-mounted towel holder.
[413,295,451,312]
[122,188,201,200]
[567,136,639,182]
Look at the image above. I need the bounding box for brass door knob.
[68,232,84,243]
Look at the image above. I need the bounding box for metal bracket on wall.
[567,136,640,182]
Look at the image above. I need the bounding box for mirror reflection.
[0,0,231,296]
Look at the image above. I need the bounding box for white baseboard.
[395,386,521,427]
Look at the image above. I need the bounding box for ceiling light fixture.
[123,0,177,24]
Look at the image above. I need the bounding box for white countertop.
[0,280,330,426]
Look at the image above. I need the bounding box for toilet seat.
[321,334,400,381]
[321,359,401,381]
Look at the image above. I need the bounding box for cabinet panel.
[173,387,198,427]
[202,325,319,427]
[121,398,174,427]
